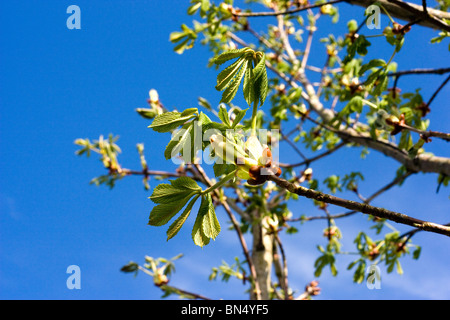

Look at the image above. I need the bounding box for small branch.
[233,0,344,17]
[387,67,450,77]
[427,74,450,108]
[346,0,450,32]
[301,26,315,70]
[268,174,450,237]
[123,168,198,180]
[397,123,450,142]
[280,131,307,161]
[280,141,346,168]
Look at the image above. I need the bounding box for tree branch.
[233,0,345,17]
[268,174,450,237]
[345,0,450,32]
[387,67,450,77]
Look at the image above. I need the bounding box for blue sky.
[0,0,449,300]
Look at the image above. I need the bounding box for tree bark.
[250,214,273,300]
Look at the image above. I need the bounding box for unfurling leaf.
[192,194,221,247]
[149,110,198,133]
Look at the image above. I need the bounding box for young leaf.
[213,48,250,66]
[148,193,195,226]
[192,194,221,247]
[218,104,231,127]
[231,108,248,128]
[359,59,386,76]
[192,212,211,247]
[215,57,246,91]
[213,162,236,177]
[149,183,192,204]
[220,59,248,104]
[171,176,201,191]
[167,195,200,240]
[253,54,268,106]
[164,122,193,160]
[149,111,197,133]
[243,66,255,107]
[200,194,221,240]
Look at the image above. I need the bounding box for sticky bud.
[249,165,262,180]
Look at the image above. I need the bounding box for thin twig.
[387,67,450,77]
[268,174,450,237]
[280,141,346,168]
[233,0,344,17]
[280,131,307,161]
[290,170,414,222]
[427,74,450,108]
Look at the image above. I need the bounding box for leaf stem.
[201,170,237,195]
[361,99,378,109]
[251,98,259,136]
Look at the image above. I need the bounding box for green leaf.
[167,195,200,240]
[253,55,268,106]
[218,104,231,127]
[192,194,220,247]
[181,108,199,117]
[149,111,197,133]
[371,72,388,96]
[412,246,421,260]
[149,183,192,204]
[148,193,194,226]
[213,162,236,177]
[243,66,255,107]
[220,59,248,104]
[187,2,201,15]
[200,194,221,240]
[347,95,363,113]
[164,122,193,160]
[213,48,251,66]
[171,176,201,191]
[200,0,210,17]
[215,57,246,91]
[231,108,248,128]
[198,97,211,110]
[359,59,386,76]
[356,35,371,56]
[149,177,200,205]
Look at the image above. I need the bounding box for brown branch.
[346,0,450,32]
[280,141,347,168]
[233,0,345,17]
[290,169,414,222]
[123,168,198,180]
[268,174,450,237]
[387,67,450,77]
[397,123,450,142]
[427,74,450,108]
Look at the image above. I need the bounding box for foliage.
[76,0,450,300]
